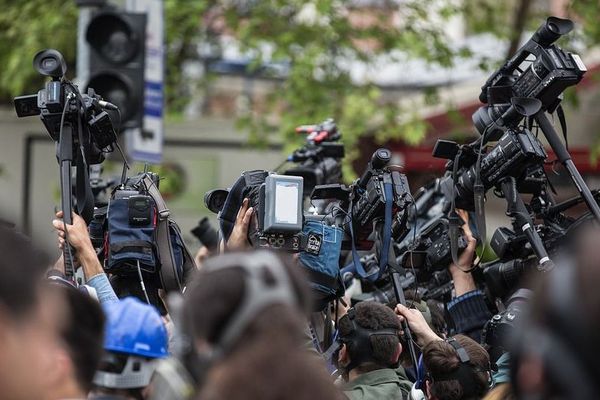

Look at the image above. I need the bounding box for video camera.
[13,49,119,280]
[391,180,468,282]
[283,118,344,195]
[473,16,586,139]
[206,171,305,252]
[190,217,220,253]
[313,148,412,249]
[14,49,119,161]
[434,126,547,211]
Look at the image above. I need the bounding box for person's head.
[183,251,310,355]
[183,250,342,400]
[422,335,491,400]
[93,297,168,400]
[336,301,402,378]
[511,228,600,399]
[0,225,67,400]
[44,284,105,399]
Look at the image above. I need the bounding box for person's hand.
[448,209,478,296]
[52,211,94,252]
[194,246,211,269]
[449,209,477,273]
[52,211,104,279]
[395,303,442,347]
[227,198,253,251]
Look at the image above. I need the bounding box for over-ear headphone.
[335,306,400,372]
[425,337,493,398]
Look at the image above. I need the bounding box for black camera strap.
[556,105,569,151]
[448,150,462,267]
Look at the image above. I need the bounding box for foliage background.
[0,0,598,175]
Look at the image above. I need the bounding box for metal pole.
[535,111,600,223]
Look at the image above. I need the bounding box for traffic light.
[85,9,146,131]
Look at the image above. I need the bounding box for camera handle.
[535,111,600,223]
[58,118,76,281]
[500,177,554,271]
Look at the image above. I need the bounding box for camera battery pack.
[128,195,153,226]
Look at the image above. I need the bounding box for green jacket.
[343,367,412,400]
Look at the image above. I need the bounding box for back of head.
[423,335,490,400]
[94,297,168,391]
[184,251,343,400]
[337,301,401,373]
[0,225,48,319]
[512,227,600,398]
[53,285,106,393]
[183,251,311,351]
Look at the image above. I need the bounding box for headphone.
[511,265,600,399]
[335,306,400,373]
[423,337,493,399]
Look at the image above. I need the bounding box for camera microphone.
[98,100,119,111]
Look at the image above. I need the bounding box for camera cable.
[136,260,151,305]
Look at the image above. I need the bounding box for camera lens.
[42,58,57,69]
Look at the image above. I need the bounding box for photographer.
[52,211,119,303]
[43,283,106,400]
[510,228,600,399]
[446,210,491,342]
[395,305,492,400]
[0,224,68,400]
[338,301,413,400]
[182,251,344,400]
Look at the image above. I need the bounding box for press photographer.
[395,305,492,400]
[336,301,412,400]
[176,251,344,400]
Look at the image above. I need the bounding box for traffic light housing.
[85,10,146,131]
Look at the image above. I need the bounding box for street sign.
[126,0,165,163]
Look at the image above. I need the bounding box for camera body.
[284,119,344,194]
[397,215,468,282]
[435,127,546,210]
[473,17,585,139]
[482,289,531,363]
[350,149,412,248]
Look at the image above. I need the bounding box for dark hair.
[53,285,106,392]
[183,252,311,347]
[110,274,167,315]
[185,252,343,400]
[423,335,490,400]
[0,225,48,320]
[338,301,401,372]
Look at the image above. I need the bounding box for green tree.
[3,0,600,175]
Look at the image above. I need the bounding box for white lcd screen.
[275,181,299,224]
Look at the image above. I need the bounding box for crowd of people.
[0,195,598,400]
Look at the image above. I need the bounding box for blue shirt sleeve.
[447,289,492,342]
[87,273,119,304]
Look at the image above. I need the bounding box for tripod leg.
[535,111,600,222]
[501,178,554,271]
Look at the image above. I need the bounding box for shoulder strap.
[142,175,182,292]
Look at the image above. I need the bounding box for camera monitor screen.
[275,181,300,225]
[264,174,304,233]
